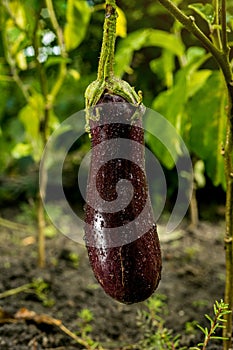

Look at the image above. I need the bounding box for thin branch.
[211,0,222,50]
[157,1,233,348]
[44,0,67,107]
[157,0,232,84]
[221,0,228,54]
[44,0,66,57]
[0,283,33,299]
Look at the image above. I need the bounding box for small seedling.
[190,299,231,350]
[76,309,102,349]
[135,294,186,350]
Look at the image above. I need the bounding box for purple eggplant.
[84,94,162,304]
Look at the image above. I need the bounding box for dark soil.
[0,210,226,350]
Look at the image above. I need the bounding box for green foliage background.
[0,0,232,204]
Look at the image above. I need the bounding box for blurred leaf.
[68,68,81,80]
[150,50,175,88]
[147,30,185,55]
[148,46,212,169]
[0,75,12,82]
[11,143,31,159]
[64,0,91,51]
[189,3,215,25]
[8,1,27,30]
[115,29,185,77]
[152,70,187,132]
[16,51,27,70]
[22,0,40,34]
[187,69,212,97]
[116,6,127,38]
[44,56,72,68]
[145,115,180,169]
[187,71,227,188]
[186,46,206,64]
[194,160,206,188]
[5,20,27,56]
[19,94,43,139]
[18,93,45,161]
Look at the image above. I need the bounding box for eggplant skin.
[84,93,162,304]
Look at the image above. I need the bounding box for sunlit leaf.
[187,71,227,188]
[145,111,181,169]
[9,1,27,30]
[147,70,188,169]
[150,50,175,88]
[64,0,91,51]
[194,160,206,188]
[68,68,81,80]
[186,46,206,64]
[116,6,127,38]
[5,20,27,56]
[44,56,72,68]
[147,47,215,170]
[16,51,27,70]
[153,70,187,132]
[115,29,185,77]
[11,143,31,159]
[187,70,212,97]
[18,93,45,161]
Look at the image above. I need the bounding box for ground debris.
[0,306,95,349]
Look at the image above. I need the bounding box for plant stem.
[0,283,34,299]
[157,0,232,84]
[190,185,199,229]
[156,0,233,348]
[35,0,68,267]
[223,85,233,350]
[45,0,67,108]
[220,0,228,54]
[211,0,222,49]
[97,0,117,81]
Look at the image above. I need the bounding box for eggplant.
[84,93,162,304]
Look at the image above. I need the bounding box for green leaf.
[16,50,27,70]
[145,107,186,169]
[5,21,27,56]
[11,142,32,159]
[146,29,185,55]
[64,0,91,51]
[148,45,212,169]
[187,70,212,97]
[187,71,227,188]
[115,29,185,77]
[8,1,27,30]
[18,93,45,161]
[197,324,207,335]
[189,3,215,25]
[44,56,72,68]
[150,50,175,88]
[186,46,206,64]
[194,160,206,188]
[116,6,127,38]
[153,69,188,132]
[205,314,214,325]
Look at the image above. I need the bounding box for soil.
[0,208,227,350]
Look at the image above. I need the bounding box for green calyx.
[85,0,143,130]
[85,76,142,109]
